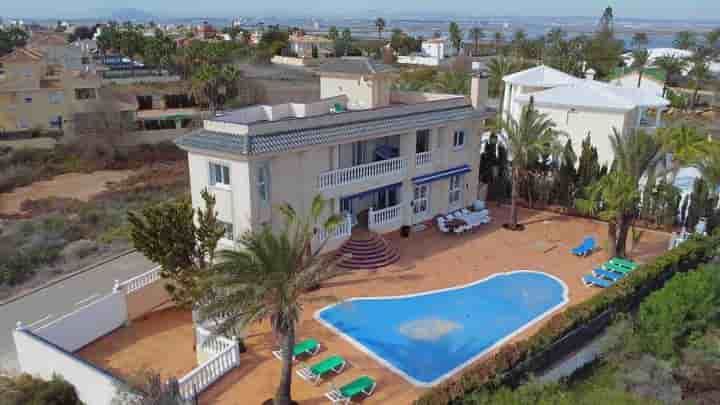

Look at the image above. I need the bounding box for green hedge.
[414,232,720,405]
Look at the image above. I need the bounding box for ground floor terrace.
[77,206,670,405]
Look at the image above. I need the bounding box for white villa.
[502,65,670,166]
[176,57,492,257]
[398,37,457,67]
[288,33,334,58]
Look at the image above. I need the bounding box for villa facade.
[502,65,670,166]
[176,57,492,251]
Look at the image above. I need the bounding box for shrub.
[635,264,720,359]
[0,373,82,405]
[0,164,34,193]
[415,233,720,405]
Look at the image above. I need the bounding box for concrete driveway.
[0,251,155,372]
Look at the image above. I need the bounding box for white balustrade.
[178,337,240,400]
[369,204,402,229]
[415,151,432,167]
[313,215,352,244]
[116,266,161,294]
[196,326,235,355]
[318,157,407,190]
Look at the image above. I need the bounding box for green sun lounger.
[325,375,376,404]
[604,261,634,275]
[272,338,321,361]
[296,355,347,384]
[609,257,638,270]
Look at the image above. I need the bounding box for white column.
[655,107,663,128]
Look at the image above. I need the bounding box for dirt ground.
[77,207,670,405]
[0,170,136,215]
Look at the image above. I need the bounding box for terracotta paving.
[77,206,670,405]
[77,308,197,381]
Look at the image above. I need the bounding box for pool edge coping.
[313,270,570,388]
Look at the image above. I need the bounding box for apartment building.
[176,57,492,250]
[0,43,103,134]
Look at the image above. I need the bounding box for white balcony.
[369,204,402,231]
[318,157,407,191]
[416,150,432,167]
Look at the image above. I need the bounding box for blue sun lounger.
[592,268,624,283]
[571,237,596,257]
[582,274,613,288]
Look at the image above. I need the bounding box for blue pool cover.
[315,271,568,386]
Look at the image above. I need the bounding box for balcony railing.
[312,215,352,248]
[369,204,402,229]
[416,151,432,167]
[318,157,407,190]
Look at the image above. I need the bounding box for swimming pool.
[315,271,568,386]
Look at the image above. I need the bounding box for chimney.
[585,68,596,81]
[470,70,489,110]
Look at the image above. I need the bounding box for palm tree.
[658,123,711,183]
[545,27,566,49]
[468,27,484,56]
[687,54,712,108]
[449,22,463,55]
[198,196,343,405]
[706,28,720,55]
[374,17,386,39]
[493,31,505,55]
[694,143,720,196]
[578,129,661,257]
[654,55,688,97]
[488,57,519,118]
[631,48,649,88]
[673,31,697,50]
[501,101,564,229]
[631,32,649,49]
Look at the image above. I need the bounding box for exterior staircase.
[336,231,400,270]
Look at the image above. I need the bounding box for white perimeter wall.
[14,329,129,405]
[33,291,127,352]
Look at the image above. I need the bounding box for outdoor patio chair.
[609,257,638,270]
[582,274,614,288]
[461,208,471,216]
[437,218,450,233]
[603,261,635,275]
[296,355,347,385]
[571,237,596,257]
[325,375,377,405]
[592,268,624,283]
[272,338,321,361]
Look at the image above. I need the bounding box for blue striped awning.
[412,165,472,185]
[341,182,402,202]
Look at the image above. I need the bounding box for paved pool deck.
[76,206,670,404]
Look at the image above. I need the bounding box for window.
[209,162,230,186]
[74,88,96,100]
[449,174,463,206]
[453,129,466,149]
[49,91,64,104]
[24,96,32,104]
[416,129,430,153]
[257,162,270,202]
[218,221,234,240]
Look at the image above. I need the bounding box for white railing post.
[368,207,375,227]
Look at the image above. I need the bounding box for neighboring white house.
[176,58,492,253]
[623,47,720,77]
[502,65,670,166]
[398,37,457,66]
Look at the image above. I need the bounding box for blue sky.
[3,0,720,21]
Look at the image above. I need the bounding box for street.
[0,251,154,372]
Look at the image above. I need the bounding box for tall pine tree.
[555,139,578,207]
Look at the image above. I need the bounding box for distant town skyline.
[3,1,720,22]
